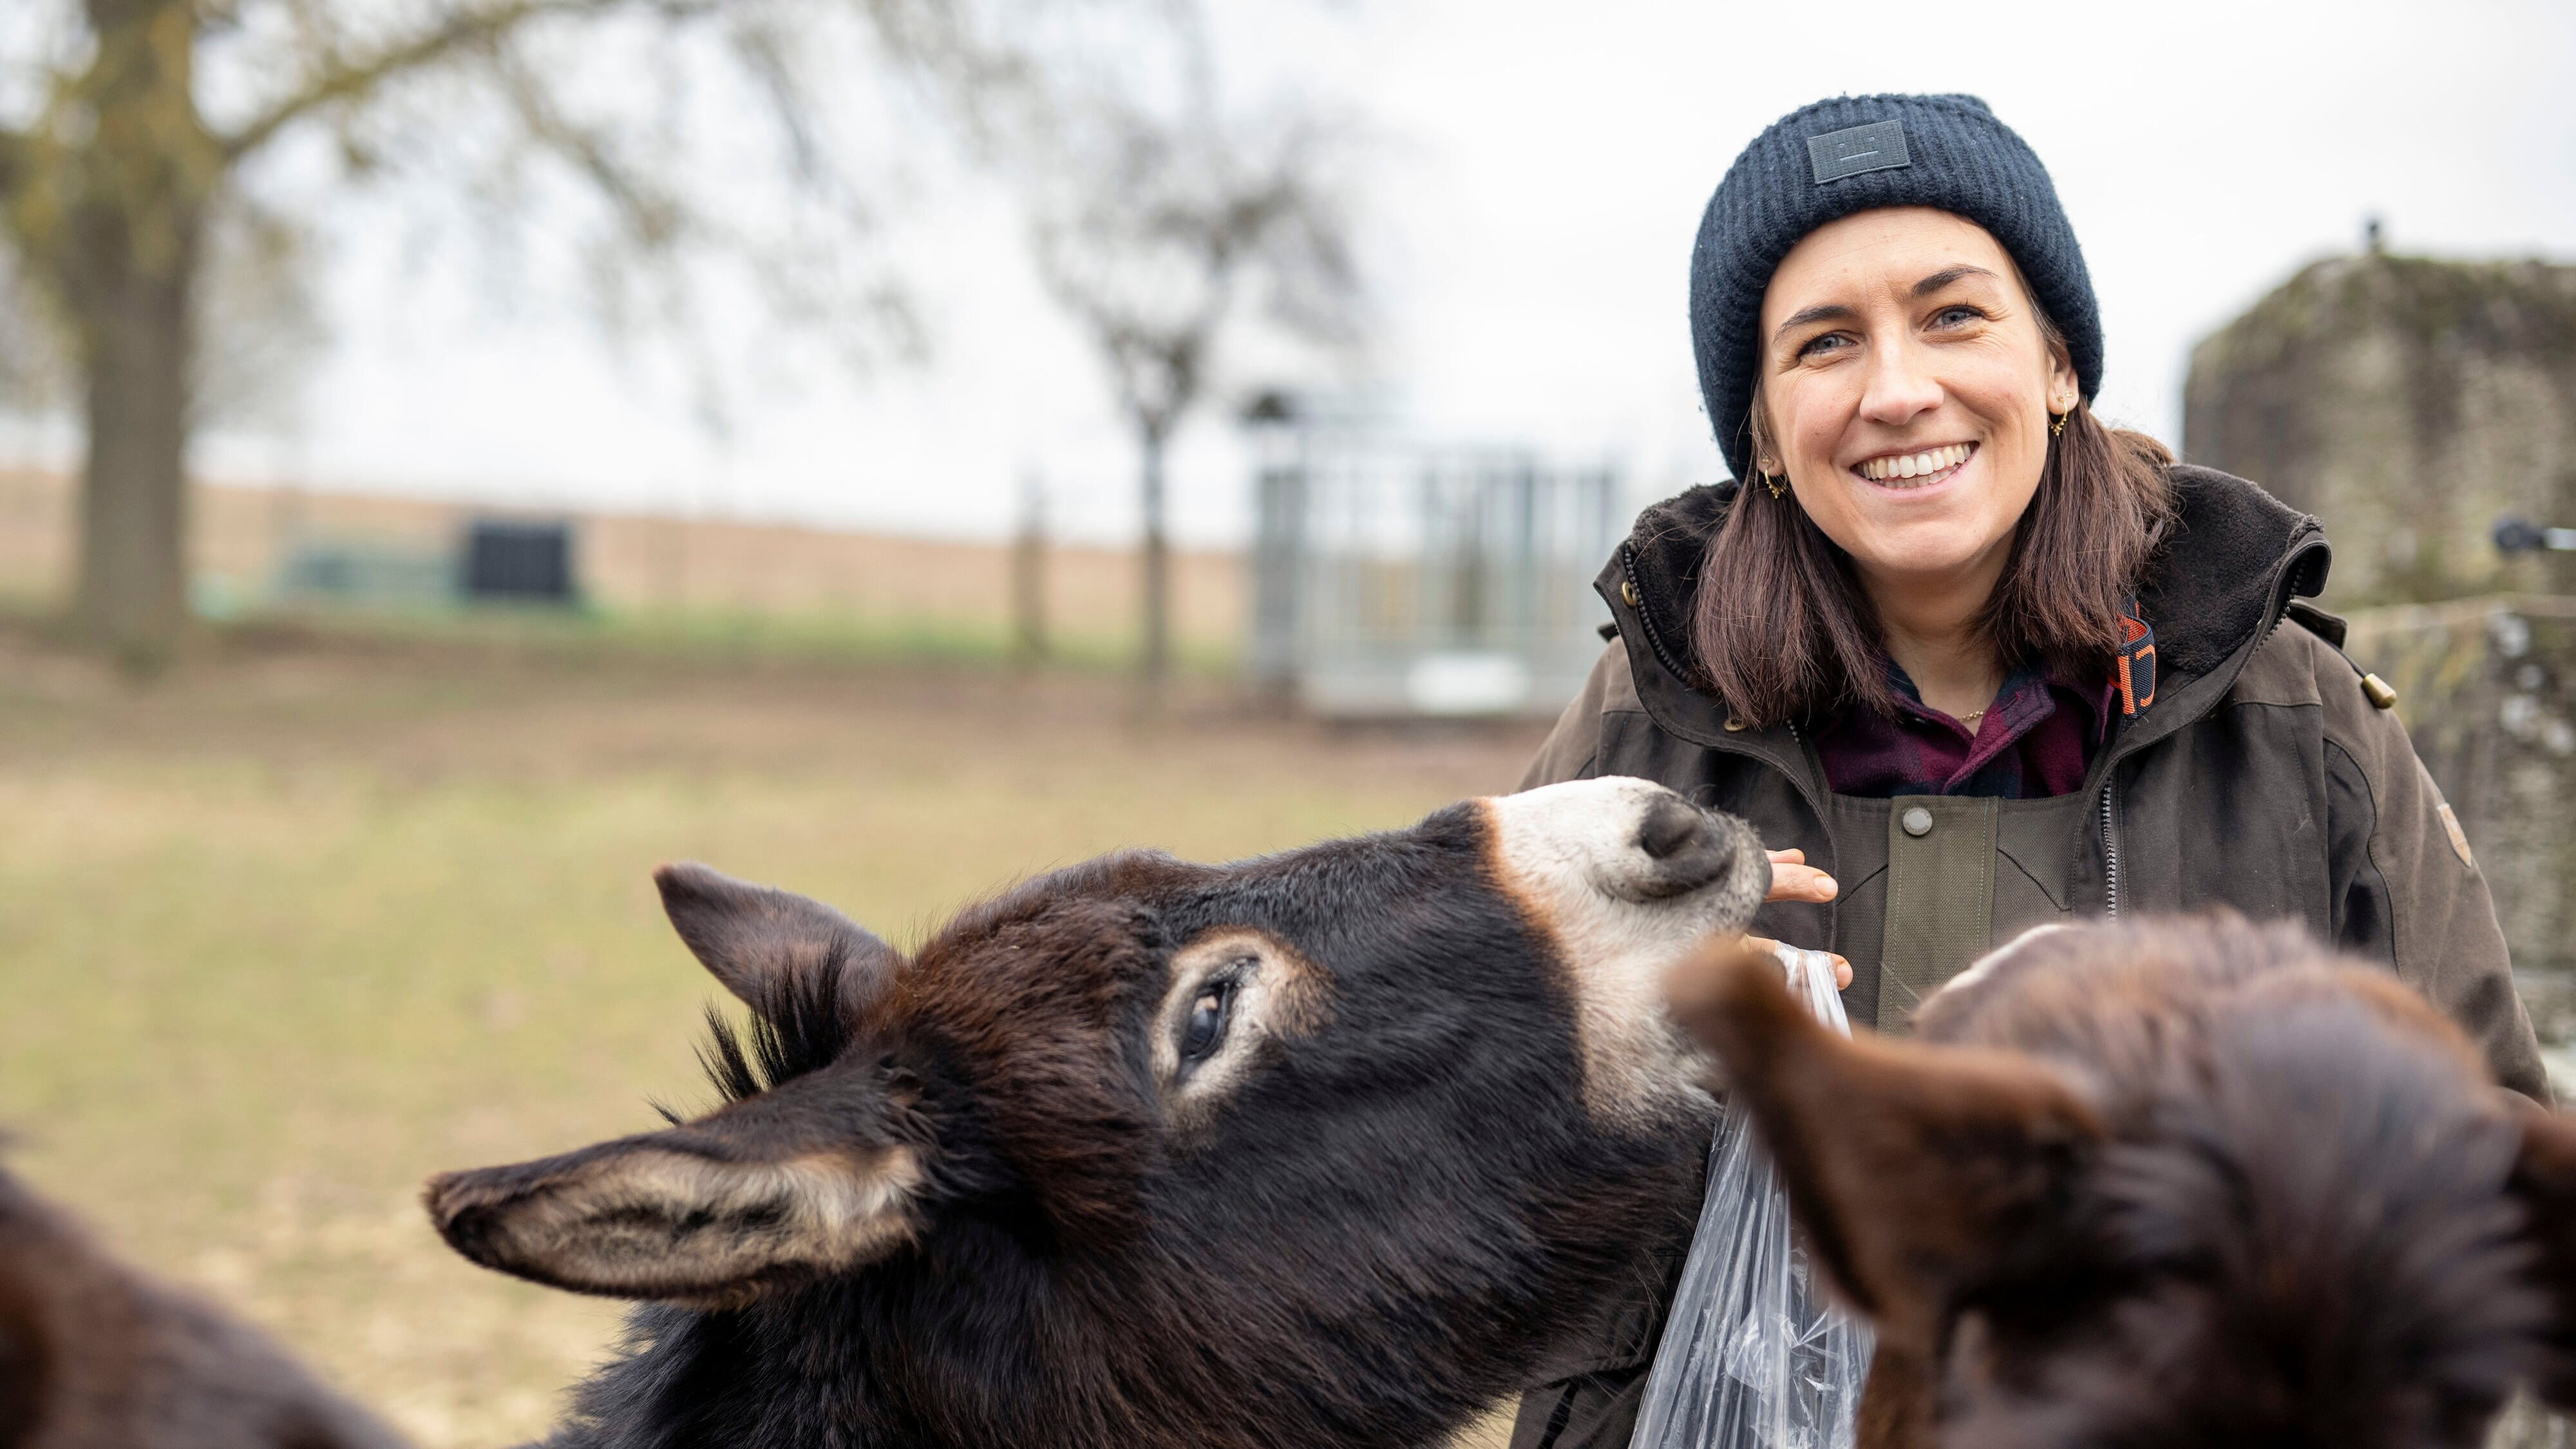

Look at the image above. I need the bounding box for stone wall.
[2186,247,2576,1032]
[2345,598,2576,1022]
[2184,252,2576,607]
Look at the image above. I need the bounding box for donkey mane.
[677,847,1201,1116]
[696,965,855,1106]
[676,855,1195,1112]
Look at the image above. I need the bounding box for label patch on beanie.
[1808,120,1911,184]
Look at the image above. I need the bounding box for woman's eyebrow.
[1772,303,1855,341]
[1912,265,2000,297]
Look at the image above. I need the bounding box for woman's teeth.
[1857,443,1974,483]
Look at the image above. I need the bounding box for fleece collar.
[1598,465,2331,761]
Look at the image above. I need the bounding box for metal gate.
[1248,428,1622,717]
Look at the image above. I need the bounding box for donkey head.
[1669,917,2576,1449]
[425,777,1766,1447]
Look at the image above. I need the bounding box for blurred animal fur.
[0,1159,407,1449]
[1667,914,2576,1449]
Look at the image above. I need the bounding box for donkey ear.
[1664,940,2102,1330]
[654,863,895,1024]
[2505,1099,2576,1408]
[425,1075,924,1305]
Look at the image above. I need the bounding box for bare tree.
[0,0,1058,667]
[1018,52,1363,697]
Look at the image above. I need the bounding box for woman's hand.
[1748,848,1852,990]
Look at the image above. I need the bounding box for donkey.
[1666,914,2576,1449]
[425,775,1770,1449]
[0,1160,410,1449]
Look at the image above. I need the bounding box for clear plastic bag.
[1630,945,1873,1449]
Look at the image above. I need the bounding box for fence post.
[1012,469,1049,668]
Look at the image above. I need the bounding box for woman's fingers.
[1764,848,1839,904]
[1745,935,1854,991]
[1746,851,1849,988]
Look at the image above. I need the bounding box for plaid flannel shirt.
[1813,662,2114,800]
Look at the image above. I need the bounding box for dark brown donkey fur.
[0,1161,408,1449]
[424,777,1772,1449]
[1667,914,2576,1449]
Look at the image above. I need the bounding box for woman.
[1509,92,2547,1449]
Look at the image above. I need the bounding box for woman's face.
[1756,207,2079,596]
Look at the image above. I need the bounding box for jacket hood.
[1600,466,2332,750]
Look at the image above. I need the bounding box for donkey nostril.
[1625,794,1743,900]
[1638,795,1708,860]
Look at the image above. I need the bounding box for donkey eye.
[1180,981,1234,1061]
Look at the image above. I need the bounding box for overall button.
[1901,806,1935,837]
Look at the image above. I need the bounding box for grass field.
[0,621,1545,1446]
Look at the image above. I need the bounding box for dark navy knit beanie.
[1690,93,2101,482]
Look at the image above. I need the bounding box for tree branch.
[217,0,697,162]
[491,48,685,252]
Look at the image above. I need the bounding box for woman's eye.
[1929,304,1984,329]
[1181,984,1231,1060]
[1796,332,1850,359]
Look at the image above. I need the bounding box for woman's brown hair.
[1689,321,2177,727]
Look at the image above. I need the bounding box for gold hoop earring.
[1761,469,1786,500]
[2049,407,2072,438]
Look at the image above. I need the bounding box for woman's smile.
[1852,441,1976,490]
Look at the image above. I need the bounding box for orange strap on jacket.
[2115,596,2156,717]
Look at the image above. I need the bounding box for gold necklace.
[1959,708,1987,727]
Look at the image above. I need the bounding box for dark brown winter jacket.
[1505,464,2550,1449]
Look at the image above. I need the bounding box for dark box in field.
[462,520,577,604]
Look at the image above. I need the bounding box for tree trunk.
[74,264,194,668]
[1139,420,1171,698]
[54,0,217,669]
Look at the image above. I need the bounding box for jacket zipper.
[2098,780,2121,918]
[1618,545,1694,687]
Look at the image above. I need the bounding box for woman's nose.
[1856,339,1944,428]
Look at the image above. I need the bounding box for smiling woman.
[1508,92,2548,1449]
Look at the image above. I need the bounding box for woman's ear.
[2045,342,2081,415]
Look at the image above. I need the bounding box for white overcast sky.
[17,0,2575,549]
